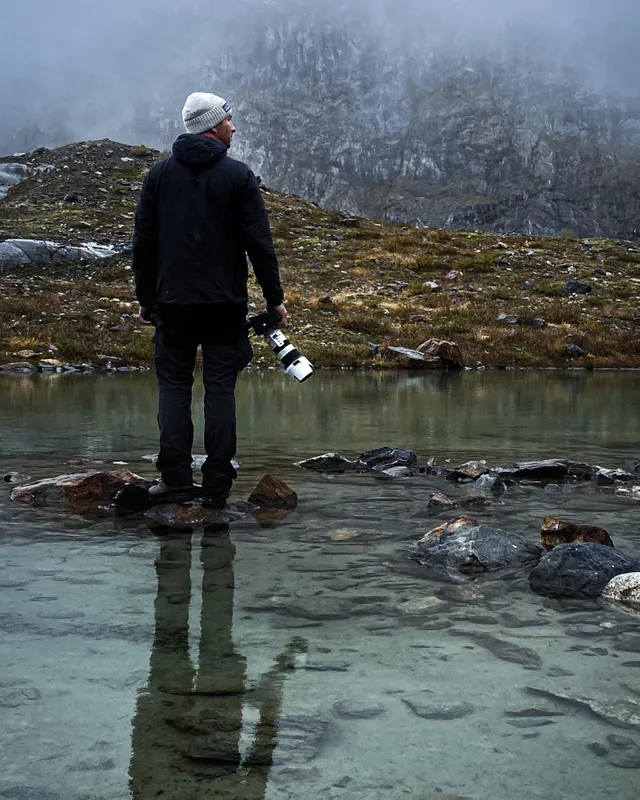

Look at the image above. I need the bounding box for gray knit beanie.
[182,92,232,134]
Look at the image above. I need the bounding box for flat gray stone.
[605,734,640,768]
[333,700,386,720]
[402,694,474,720]
[527,685,640,730]
[506,718,556,728]
[451,630,542,669]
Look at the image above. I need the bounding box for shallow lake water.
[1,370,640,800]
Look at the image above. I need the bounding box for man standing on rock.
[132,92,286,508]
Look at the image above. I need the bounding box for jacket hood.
[172,134,228,167]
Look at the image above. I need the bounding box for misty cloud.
[1,0,639,153]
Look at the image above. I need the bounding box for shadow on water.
[129,523,307,800]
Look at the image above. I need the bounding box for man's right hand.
[270,303,287,326]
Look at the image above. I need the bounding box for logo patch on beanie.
[222,102,231,113]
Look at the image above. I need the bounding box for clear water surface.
[1,370,640,800]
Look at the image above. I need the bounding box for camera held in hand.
[247,309,314,383]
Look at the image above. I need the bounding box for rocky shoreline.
[5,445,640,614]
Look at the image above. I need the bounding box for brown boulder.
[541,516,613,551]
[417,338,463,368]
[10,469,148,506]
[247,475,298,508]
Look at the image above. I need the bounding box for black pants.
[154,311,252,493]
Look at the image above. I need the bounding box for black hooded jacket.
[132,134,284,319]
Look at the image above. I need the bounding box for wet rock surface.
[295,453,367,473]
[247,474,298,508]
[529,543,640,599]
[413,516,543,576]
[357,447,419,475]
[498,459,570,481]
[602,573,640,610]
[10,469,147,506]
[541,516,613,550]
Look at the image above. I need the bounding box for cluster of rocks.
[7,466,297,529]
[0,346,150,375]
[411,514,640,609]
[0,139,157,247]
[295,447,421,479]
[296,449,640,490]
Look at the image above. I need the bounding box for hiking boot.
[201,488,231,510]
[148,480,195,504]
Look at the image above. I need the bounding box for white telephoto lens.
[286,356,314,382]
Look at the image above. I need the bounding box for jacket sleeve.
[132,167,160,308]
[240,169,284,307]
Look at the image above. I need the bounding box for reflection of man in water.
[130,525,306,799]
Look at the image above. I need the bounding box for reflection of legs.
[182,525,246,776]
[155,326,197,487]
[130,530,195,799]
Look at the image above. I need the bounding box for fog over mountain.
[2,0,640,235]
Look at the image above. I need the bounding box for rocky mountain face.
[4,16,640,239]
[213,25,640,239]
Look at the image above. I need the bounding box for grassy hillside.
[1,140,639,369]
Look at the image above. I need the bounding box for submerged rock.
[427,491,457,514]
[540,516,613,551]
[247,474,297,508]
[451,630,542,669]
[528,543,640,599]
[527,686,640,731]
[601,734,640,769]
[10,469,148,506]
[413,516,543,576]
[402,694,474,720]
[333,700,386,720]
[602,573,640,610]
[144,502,248,527]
